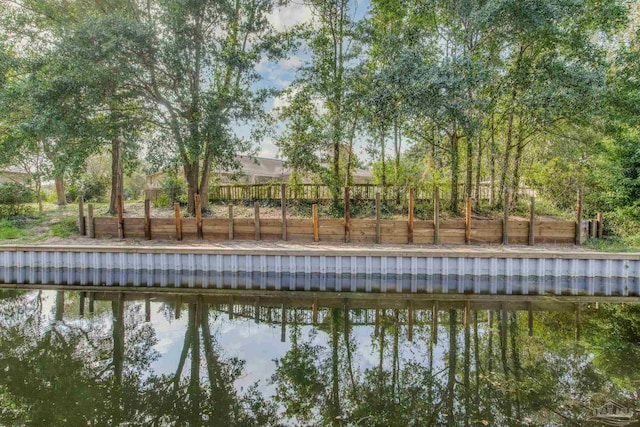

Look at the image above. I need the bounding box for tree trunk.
[55,176,66,205]
[466,135,473,200]
[474,133,483,206]
[450,131,460,213]
[109,136,123,215]
[512,121,525,204]
[489,116,497,207]
[189,303,201,425]
[184,163,199,216]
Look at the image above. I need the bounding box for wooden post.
[575,189,583,245]
[281,183,287,241]
[78,195,86,235]
[589,219,596,238]
[254,202,261,240]
[375,192,381,244]
[528,196,535,246]
[344,187,350,243]
[174,202,182,241]
[312,204,319,242]
[144,199,151,240]
[597,212,603,239]
[374,308,380,337]
[228,205,234,240]
[465,196,471,245]
[408,188,415,244]
[87,204,95,238]
[55,291,64,321]
[528,302,534,337]
[433,187,440,244]
[502,191,510,245]
[117,194,124,239]
[195,194,203,240]
[228,297,234,320]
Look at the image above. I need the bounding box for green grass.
[585,236,640,252]
[0,219,28,240]
[48,217,78,238]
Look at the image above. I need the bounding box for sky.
[249,0,372,160]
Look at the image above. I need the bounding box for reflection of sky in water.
[6,288,640,426]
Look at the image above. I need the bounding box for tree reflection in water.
[0,289,639,426]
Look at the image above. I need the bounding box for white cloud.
[268,3,314,31]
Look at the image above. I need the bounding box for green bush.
[152,194,171,208]
[160,172,186,204]
[0,183,35,217]
[49,217,78,238]
[67,174,109,203]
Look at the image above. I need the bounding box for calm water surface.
[1,288,639,426]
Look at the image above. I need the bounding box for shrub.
[0,183,35,218]
[67,174,109,203]
[160,172,186,204]
[153,194,171,208]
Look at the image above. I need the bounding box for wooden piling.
[528,196,535,246]
[312,204,319,242]
[55,291,64,321]
[87,204,95,238]
[228,205,234,240]
[575,189,582,245]
[433,187,440,244]
[254,202,261,240]
[281,184,287,241]
[375,192,381,244]
[144,199,151,240]
[78,196,86,236]
[465,197,471,245]
[408,189,415,244]
[597,212,603,239]
[195,194,203,240]
[117,195,124,239]
[344,187,350,243]
[502,191,510,245]
[228,297,234,320]
[174,202,182,241]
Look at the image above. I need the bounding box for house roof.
[218,156,372,179]
[0,165,29,175]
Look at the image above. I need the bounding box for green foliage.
[160,172,186,205]
[49,217,77,238]
[152,194,171,209]
[67,174,109,203]
[0,183,35,218]
[0,219,27,240]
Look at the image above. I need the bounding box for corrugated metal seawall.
[1,248,639,296]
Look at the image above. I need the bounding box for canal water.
[1,287,639,426]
